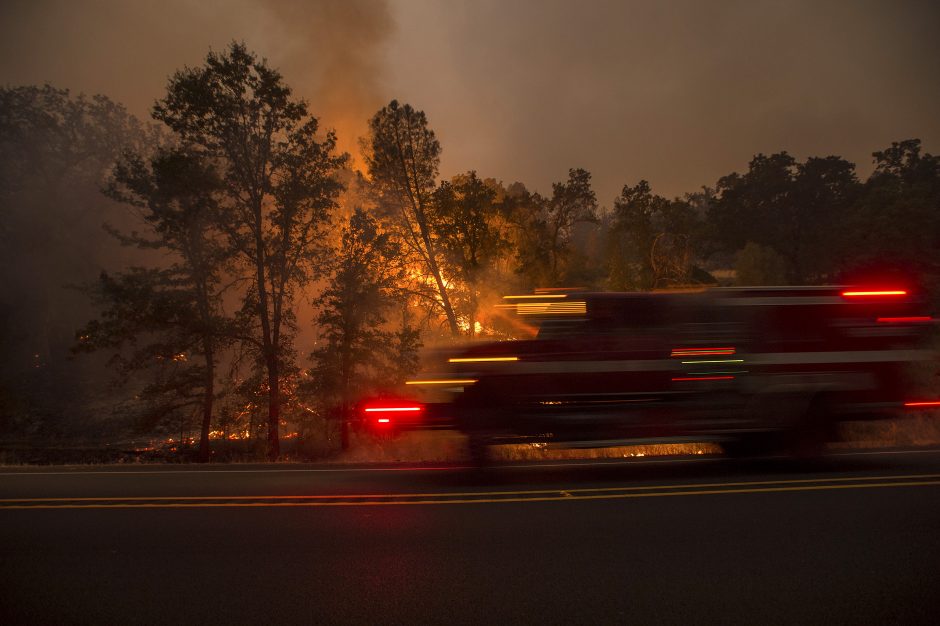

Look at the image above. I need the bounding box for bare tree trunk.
[197,340,214,462]
[413,204,459,335]
[427,251,459,335]
[266,354,280,460]
[251,203,281,461]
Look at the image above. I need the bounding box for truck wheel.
[722,433,781,458]
[467,435,493,469]
[785,397,833,459]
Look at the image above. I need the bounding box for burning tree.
[364,100,461,336]
[153,43,347,459]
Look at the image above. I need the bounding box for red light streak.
[363,406,422,413]
[904,401,940,407]
[876,317,932,324]
[671,376,735,382]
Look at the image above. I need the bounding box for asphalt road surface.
[3,449,940,625]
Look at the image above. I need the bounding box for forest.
[2,43,938,460]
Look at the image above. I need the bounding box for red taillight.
[904,401,940,408]
[363,406,422,413]
[362,402,423,426]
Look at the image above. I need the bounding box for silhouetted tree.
[364,100,459,335]
[708,152,858,284]
[842,139,940,279]
[608,181,700,290]
[432,171,507,333]
[153,43,347,459]
[502,182,553,290]
[545,168,598,285]
[76,148,233,460]
[309,208,420,448]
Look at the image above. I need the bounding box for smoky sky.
[2,0,938,204]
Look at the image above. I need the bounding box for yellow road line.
[3,479,940,509]
[4,472,940,504]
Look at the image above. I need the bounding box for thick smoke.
[265,0,392,164]
[0,0,393,160]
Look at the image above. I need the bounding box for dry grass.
[337,431,720,464]
[836,412,940,449]
[4,414,939,466]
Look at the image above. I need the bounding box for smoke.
[0,0,394,161]
[0,1,395,436]
[5,0,939,205]
[265,0,393,165]
[385,0,940,203]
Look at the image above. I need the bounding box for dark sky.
[2,0,938,204]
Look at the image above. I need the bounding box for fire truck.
[363,286,938,463]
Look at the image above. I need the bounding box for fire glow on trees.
[153,43,347,460]
[32,34,936,461]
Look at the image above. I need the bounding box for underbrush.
[339,431,720,463]
[3,413,939,465]
[837,412,940,449]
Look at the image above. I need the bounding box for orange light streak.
[842,290,907,297]
[671,347,736,357]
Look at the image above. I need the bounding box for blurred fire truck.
[363,286,938,463]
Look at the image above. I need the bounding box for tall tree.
[0,85,153,437]
[309,208,419,448]
[607,180,701,290]
[432,171,507,334]
[544,168,598,285]
[842,139,940,277]
[76,148,231,461]
[608,180,662,290]
[153,43,346,459]
[364,100,459,335]
[708,152,858,284]
[502,182,553,290]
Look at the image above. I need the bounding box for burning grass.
[4,413,939,466]
[337,431,720,464]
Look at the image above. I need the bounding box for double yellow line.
[3,473,940,509]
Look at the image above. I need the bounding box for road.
[3,449,940,624]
